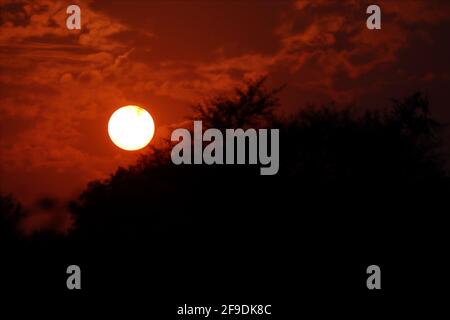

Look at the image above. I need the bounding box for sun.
[108,105,155,151]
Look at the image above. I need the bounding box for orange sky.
[1,0,450,230]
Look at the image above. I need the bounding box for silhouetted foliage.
[279,94,445,185]
[0,193,25,243]
[2,79,448,297]
[67,79,448,253]
[191,77,281,129]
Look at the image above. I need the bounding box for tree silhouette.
[279,93,445,185]
[191,77,281,129]
[2,79,448,297]
[0,193,25,244]
[66,80,448,249]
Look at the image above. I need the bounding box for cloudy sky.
[1,0,450,231]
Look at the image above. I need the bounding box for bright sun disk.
[108,105,155,151]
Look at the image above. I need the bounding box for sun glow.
[108,105,155,151]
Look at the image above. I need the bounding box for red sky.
[1,0,450,231]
